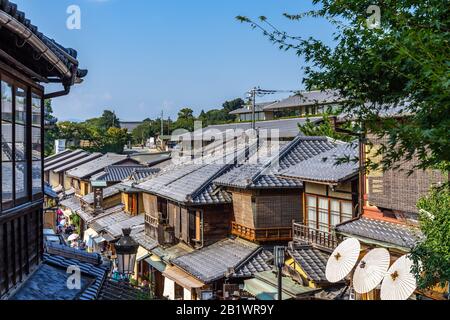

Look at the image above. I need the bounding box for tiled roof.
[288,245,330,283]
[130,168,160,181]
[90,210,130,233]
[44,149,72,164]
[44,149,87,170]
[91,165,158,183]
[263,90,343,110]
[335,216,421,249]
[60,196,82,212]
[13,250,108,300]
[229,101,278,115]
[102,215,145,242]
[81,184,121,205]
[172,238,260,283]
[53,153,103,174]
[45,151,92,172]
[77,204,125,225]
[279,141,359,184]
[131,227,158,252]
[136,163,232,205]
[0,1,87,82]
[233,248,273,278]
[98,279,151,300]
[66,154,132,179]
[174,117,323,140]
[214,136,338,189]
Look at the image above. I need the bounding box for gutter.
[0,10,72,79]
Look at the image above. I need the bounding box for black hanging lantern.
[115,228,139,276]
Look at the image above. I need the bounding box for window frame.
[1,70,44,212]
[304,193,354,232]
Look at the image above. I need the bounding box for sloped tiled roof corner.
[172,238,260,283]
[335,216,422,249]
[214,136,338,189]
[136,163,232,205]
[279,141,359,184]
[66,154,131,179]
[288,245,330,283]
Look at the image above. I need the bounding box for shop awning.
[243,271,319,300]
[144,255,167,273]
[136,246,150,262]
[83,228,99,242]
[163,266,205,290]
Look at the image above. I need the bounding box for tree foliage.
[55,109,128,153]
[237,0,450,172]
[410,184,450,290]
[43,99,59,157]
[299,114,354,142]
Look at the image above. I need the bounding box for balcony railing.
[232,222,293,242]
[292,222,339,251]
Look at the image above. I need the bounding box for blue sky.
[15,0,335,122]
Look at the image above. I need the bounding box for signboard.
[54,139,66,154]
[93,187,104,213]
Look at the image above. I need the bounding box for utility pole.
[252,87,257,130]
[161,110,164,137]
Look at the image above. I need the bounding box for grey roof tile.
[92,165,158,183]
[172,238,260,283]
[66,154,133,179]
[44,150,87,171]
[214,136,338,189]
[288,245,330,283]
[229,101,278,115]
[53,153,103,174]
[81,184,121,205]
[263,90,343,110]
[233,249,273,278]
[136,164,232,205]
[279,141,359,184]
[131,227,158,252]
[335,217,421,249]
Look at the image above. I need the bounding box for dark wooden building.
[214,136,341,243]
[0,1,86,298]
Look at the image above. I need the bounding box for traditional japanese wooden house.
[278,141,360,251]
[0,0,87,298]
[65,153,140,196]
[214,136,341,243]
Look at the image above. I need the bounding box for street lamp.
[115,228,139,277]
[274,246,286,301]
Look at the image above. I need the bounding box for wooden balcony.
[292,222,339,251]
[231,222,293,242]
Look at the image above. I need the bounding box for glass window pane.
[2,162,13,203]
[330,200,341,227]
[32,94,42,126]
[2,121,13,162]
[32,161,42,195]
[318,198,329,231]
[15,87,27,124]
[15,124,26,161]
[1,81,13,120]
[32,127,41,160]
[15,161,27,200]
[1,81,13,122]
[342,202,353,222]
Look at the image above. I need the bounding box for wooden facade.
[143,193,232,248]
[230,188,302,242]
[0,66,44,297]
[365,134,447,215]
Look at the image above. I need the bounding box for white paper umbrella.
[381,255,417,300]
[353,248,390,294]
[67,233,80,241]
[326,238,361,283]
[59,219,66,226]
